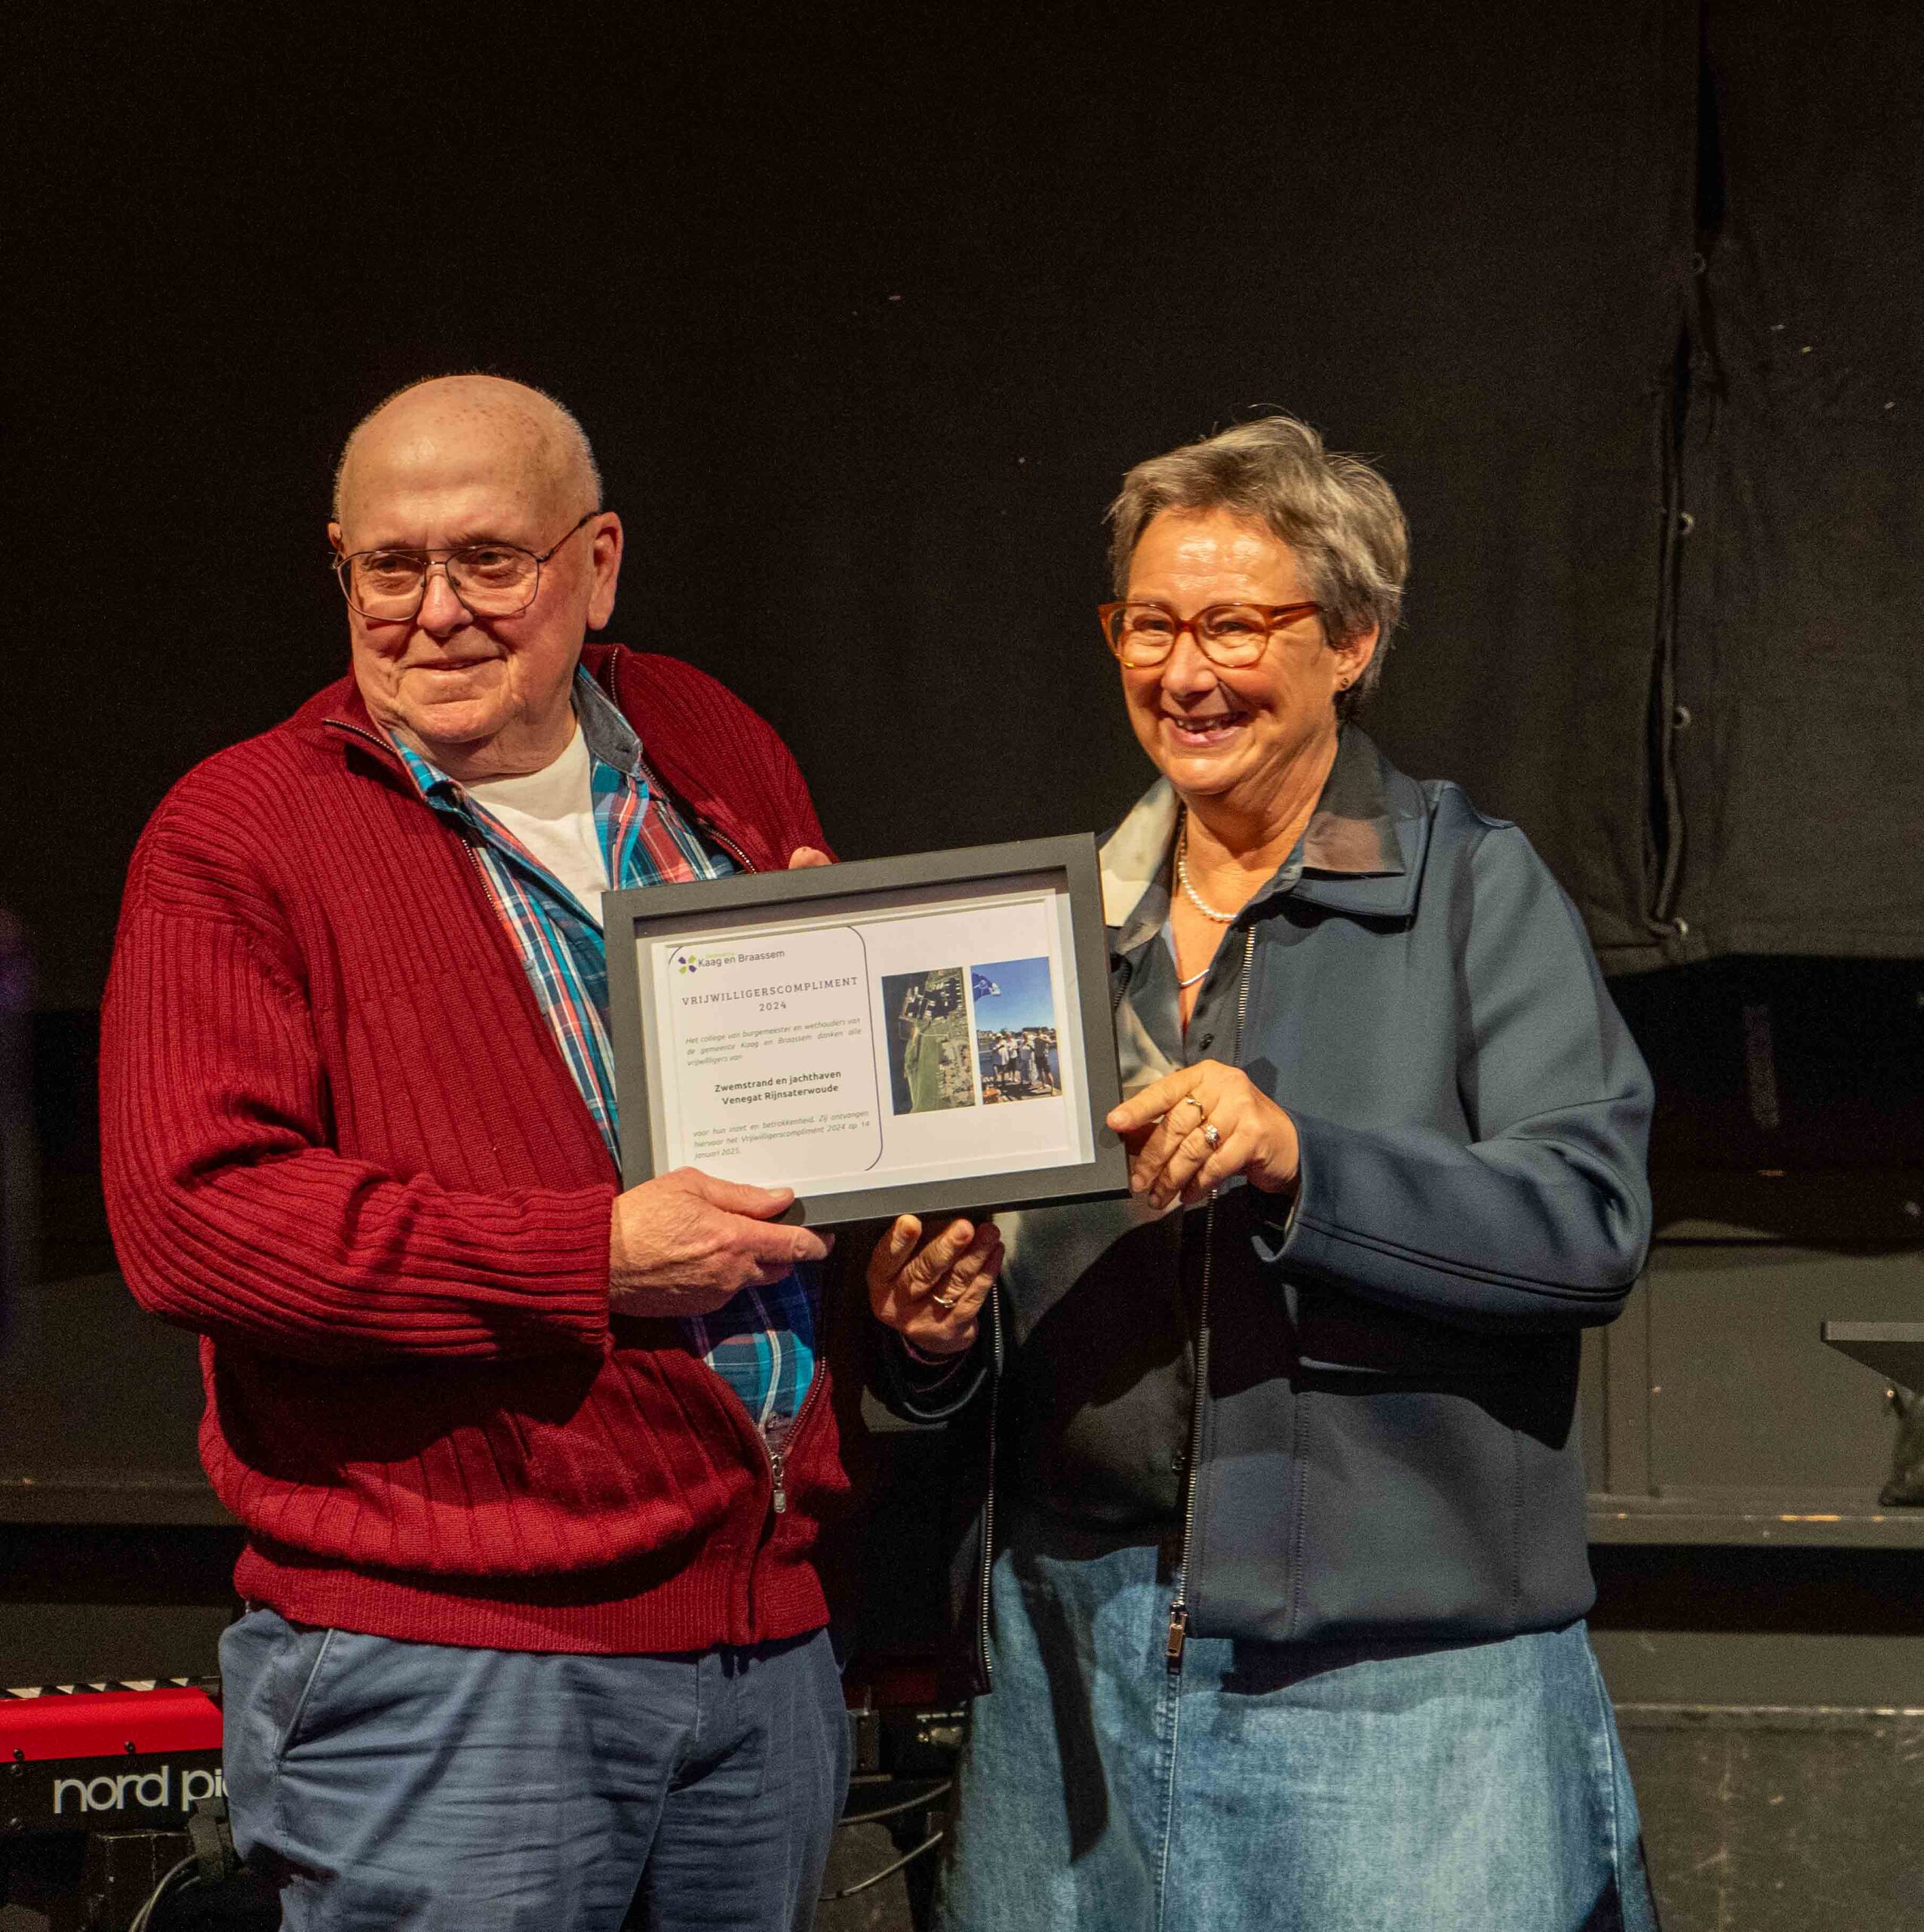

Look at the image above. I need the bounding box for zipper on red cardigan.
[334,695,804,1533]
[323,717,404,764]
[632,726,815,1538]
[764,1348,827,1523]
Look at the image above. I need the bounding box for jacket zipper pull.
[769,1444,788,1516]
[1165,1601,1188,1668]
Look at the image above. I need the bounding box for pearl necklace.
[1176,819,1241,924]
[1173,817,1245,989]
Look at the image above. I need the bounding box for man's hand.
[1106,1061,1301,1211]
[868,1214,1002,1357]
[606,853,829,1318]
[609,1168,832,1318]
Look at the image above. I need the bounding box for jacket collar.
[302,651,628,781]
[304,672,420,790]
[580,643,773,873]
[297,647,771,875]
[1100,725,1431,947]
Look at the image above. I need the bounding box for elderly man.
[100,375,951,1930]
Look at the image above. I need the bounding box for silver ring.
[931,1289,961,1311]
[1201,1123,1222,1149]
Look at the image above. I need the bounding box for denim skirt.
[934,1506,1656,1932]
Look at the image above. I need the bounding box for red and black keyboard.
[2,1680,224,1837]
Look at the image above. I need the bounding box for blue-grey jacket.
[890,730,1653,1692]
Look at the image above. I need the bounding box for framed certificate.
[604,836,1129,1225]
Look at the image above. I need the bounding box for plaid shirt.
[389,669,816,1432]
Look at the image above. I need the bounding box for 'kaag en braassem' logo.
[674,944,788,975]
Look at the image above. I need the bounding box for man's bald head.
[332,374,602,534]
[329,374,625,784]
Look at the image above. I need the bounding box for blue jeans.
[936,1510,1655,1932]
[220,1609,850,1932]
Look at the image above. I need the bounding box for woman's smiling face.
[1118,507,1375,814]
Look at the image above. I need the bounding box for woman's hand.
[867,1214,1002,1358]
[1106,1062,1300,1209]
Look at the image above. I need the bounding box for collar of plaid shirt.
[386,667,817,1435]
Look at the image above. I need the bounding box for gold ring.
[1172,1095,1207,1124]
[931,1289,961,1310]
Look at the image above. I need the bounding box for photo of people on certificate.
[971,958,1062,1103]
[640,882,1090,1201]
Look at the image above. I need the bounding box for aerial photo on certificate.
[635,881,1092,1204]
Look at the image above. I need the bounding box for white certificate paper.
[636,878,1094,1203]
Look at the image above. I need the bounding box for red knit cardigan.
[100,645,849,1653]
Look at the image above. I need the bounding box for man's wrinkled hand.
[608,1168,832,1318]
[868,1214,1001,1357]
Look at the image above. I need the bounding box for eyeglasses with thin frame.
[333,510,601,622]
[1099,598,1324,669]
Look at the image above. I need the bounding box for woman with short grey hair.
[867,414,1660,1929]
[1105,414,1409,716]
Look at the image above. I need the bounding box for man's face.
[330,412,621,771]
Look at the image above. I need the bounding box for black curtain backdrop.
[1658,0,1924,965]
[5,2,1918,1012]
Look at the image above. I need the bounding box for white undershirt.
[465,724,610,924]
